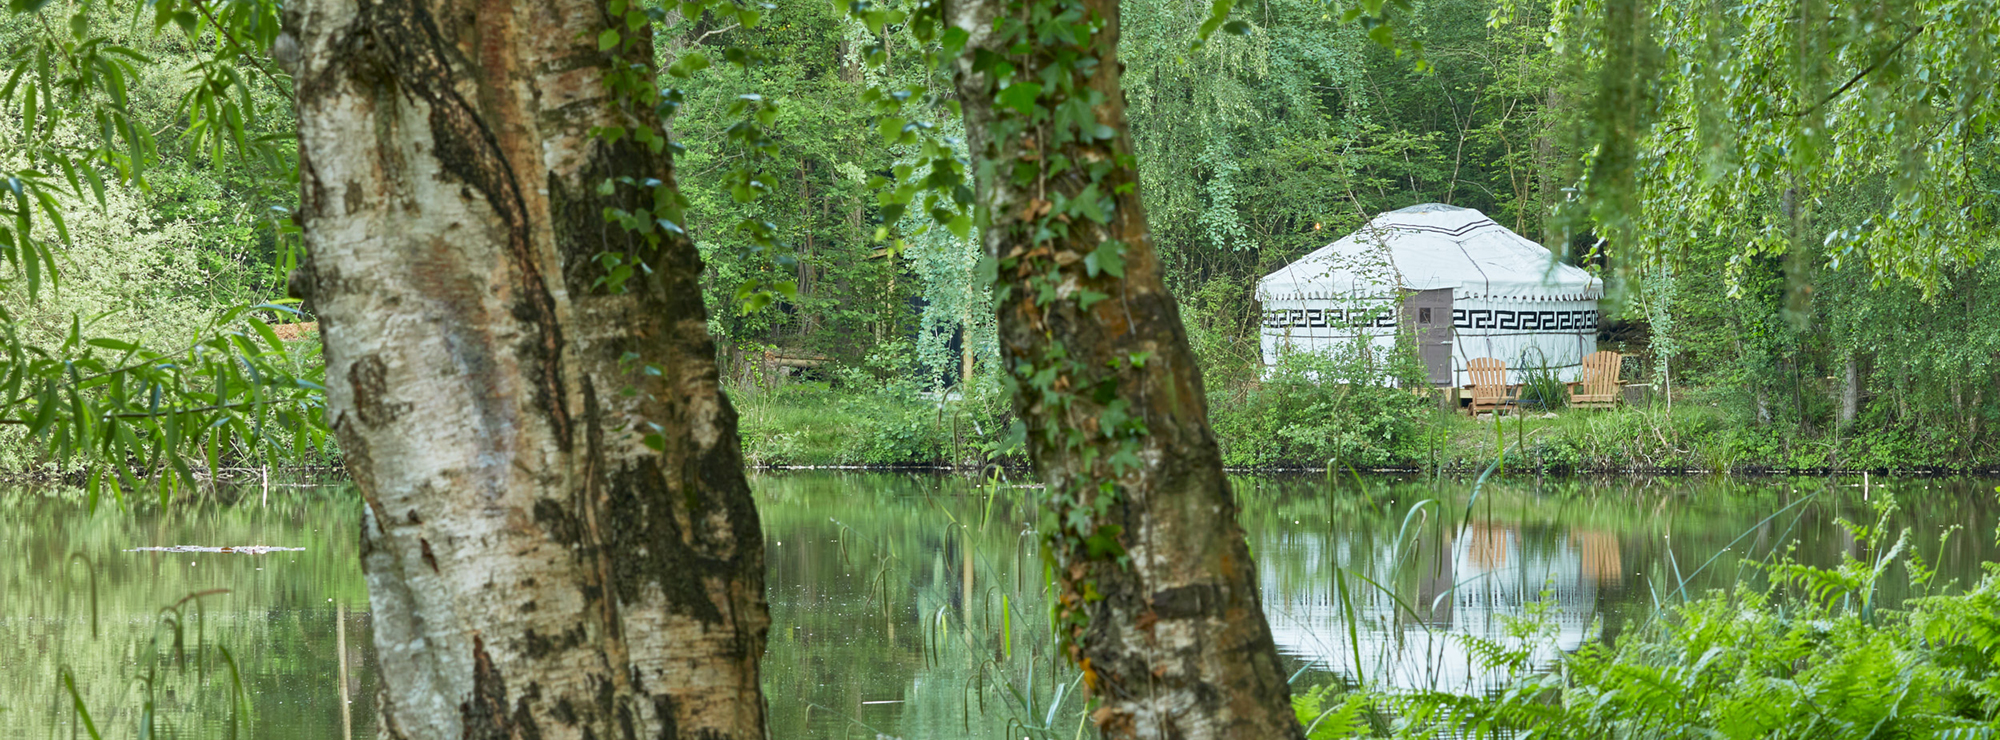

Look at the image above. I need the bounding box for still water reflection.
[3,474,1995,738]
[0,482,372,740]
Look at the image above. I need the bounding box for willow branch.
[1781,23,1926,118]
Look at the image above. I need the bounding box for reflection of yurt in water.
[1259,524,1616,693]
[1257,204,1605,386]
[1466,524,1510,569]
[1573,531,1624,584]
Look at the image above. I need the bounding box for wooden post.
[961,526,974,620]
[336,601,352,740]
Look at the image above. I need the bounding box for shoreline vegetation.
[736,380,2000,476]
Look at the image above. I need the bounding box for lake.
[4,473,1995,738]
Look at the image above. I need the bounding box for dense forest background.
[5,0,1995,470]
[670,0,1999,467]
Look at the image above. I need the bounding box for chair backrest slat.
[1468,358,1508,402]
[1578,351,1620,397]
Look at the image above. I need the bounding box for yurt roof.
[1257,204,1603,302]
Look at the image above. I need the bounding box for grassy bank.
[735,378,1999,473]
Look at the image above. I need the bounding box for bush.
[1209,338,1439,469]
[735,369,1018,467]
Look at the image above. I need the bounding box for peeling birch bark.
[287,1,768,738]
[941,0,1303,736]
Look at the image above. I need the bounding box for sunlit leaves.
[0,303,326,510]
[1580,0,2000,296]
[593,0,797,314]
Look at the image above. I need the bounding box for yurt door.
[1401,288,1455,386]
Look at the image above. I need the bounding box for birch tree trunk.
[285,1,768,738]
[1840,354,1861,427]
[941,0,1303,736]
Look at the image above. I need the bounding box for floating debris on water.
[125,545,305,554]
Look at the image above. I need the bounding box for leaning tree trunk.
[286,1,767,738]
[942,0,1302,736]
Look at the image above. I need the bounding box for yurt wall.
[1256,204,1603,386]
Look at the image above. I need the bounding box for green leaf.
[84,338,138,352]
[1085,241,1125,278]
[598,28,621,52]
[878,116,906,144]
[1071,184,1107,223]
[251,319,287,354]
[939,27,970,60]
[1083,524,1125,560]
[667,52,710,78]
[997,82,1042,117]
[975,255,1000,286]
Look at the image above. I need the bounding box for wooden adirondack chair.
[1568,351,1623,409]
[1466,357,1514,416]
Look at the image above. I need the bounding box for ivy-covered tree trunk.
[286,1,768,738]
[942,0,1302,736]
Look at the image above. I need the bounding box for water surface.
[4,473,1995,738]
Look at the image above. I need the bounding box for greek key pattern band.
[1263,308,1599,332]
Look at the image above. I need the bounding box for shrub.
[1209,338,1438,469]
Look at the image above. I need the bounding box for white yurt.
[1257,204,1604,386]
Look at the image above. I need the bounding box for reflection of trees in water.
[0,482,371,739]
[14,472,1992,736]
[754,472,1086,739]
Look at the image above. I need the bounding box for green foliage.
[1613,0,2000,294]
[1366,492,2000,739]
[0,0,317,491]
[1180,277,1264,390]
[1124,0,1578,296]
[1511,348,1569,412]
[1292,683,1378,738]
[737,371,1018,467]
[1209,340,1436,468]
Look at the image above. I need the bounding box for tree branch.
[1782,23,1926,118]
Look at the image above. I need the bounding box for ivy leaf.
[878,116,907,145]
[666,52,710,78]
[597,29,621,52]
[1071,183,1107,223]
[975,255,1000,286]
[939,27,970,60]
[1092,377,1118,404]
[1085,240,1126,278]
[1084,524,1125,560]
[997,82,1042,117]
